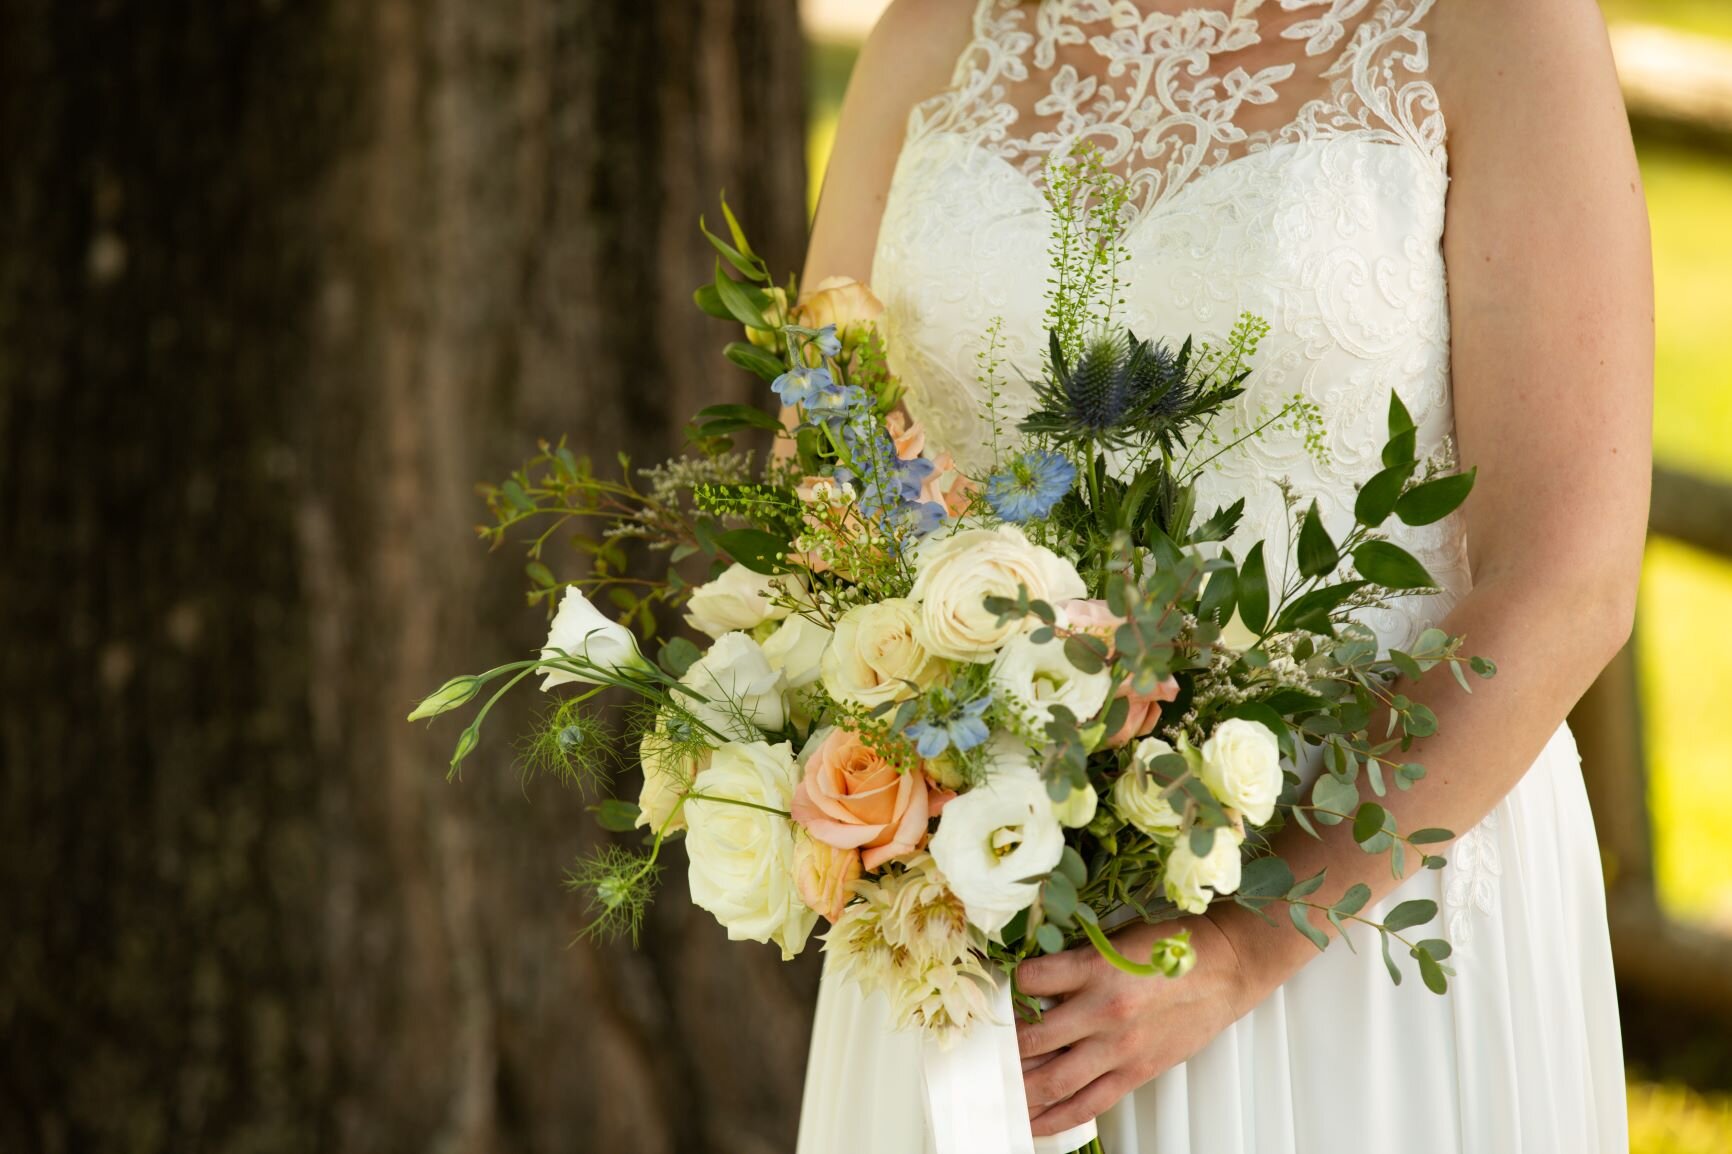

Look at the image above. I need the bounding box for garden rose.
[635,710,710,834]
[927,736,1065,935]
[683,740,816,958]
[908,526,1086,661]
[821,599,943,708]
[791,727,951,869]
[793,831,863,923]
[794,275,884,347]
[1105,675,1181,748]
[1113,736,1185,841]
[684,563,790,639]
[762,613,833,690]
[1200,718,1283,825]
[1164,825,1245,914]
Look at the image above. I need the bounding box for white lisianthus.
[928,737,1066,935]
[683,741,816,959]
[820,598,943,708]
[908,525,1086,661]
[1112,737,1185,841]
[681,631,787,740]
[1200,718,1283,826]
[1163,826,1245,915]
[683,563,791,639]
[540,586,650,690]
[1052,783,1099,829]
[991,632,1113,735]
[761,614,833,690]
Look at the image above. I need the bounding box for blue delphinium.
[903,690,992,759]
[984,449,1077,523]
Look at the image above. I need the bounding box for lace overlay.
[872,0,1491,940]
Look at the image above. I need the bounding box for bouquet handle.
[920,974,1101,1154]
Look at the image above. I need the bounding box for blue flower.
[771,366,835,407]
[904,691,992,759]
[813,324,842,359]
[984,449,1077,523]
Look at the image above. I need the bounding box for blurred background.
[1,1,1728,1151]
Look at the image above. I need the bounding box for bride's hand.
[1014,914,1255,1136]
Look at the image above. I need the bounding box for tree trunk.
[0,3,812,1152]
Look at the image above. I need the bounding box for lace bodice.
[872,0,1468,654]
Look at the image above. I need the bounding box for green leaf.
[712,261,769,330]
[1383,898,1439,932]
[694,402,783,433]
[1352,541,1435,590]
[590,799,641,832]
[1416,948,1448,994]
[1333,882,1372,917]
[715,528,787,575]
[721,343,787,382]
[1199,563,1237,628]
[1036,922,1065,955]
[658,637,702,678]
[1416,938,1453,961]
[1395,468,1477,527]
[525,561,557,589]
[1238,856,1295,900]
[1470,655,1498,679]
[1382,392,1417,468]
[700,213,762,280]
[1274,581,1368,634]
[1352,802,1390,848]
[719,197,759,262]
[693,282,733,320]
[1043,871,1079,924]
[1290,904,1329,952]
[1189,825,1217,858]
[1063,633,1108,675]
[1287,868,1328,899]
[1354,461,1417,528]
[1380,930,1403,985]
[1311,774,1358,825]
[1058,846,1088,889]
[1296,501,1340,579]
[1238,542,1269,633]
[1190,499,1245,544]
[1387,391,1416,438]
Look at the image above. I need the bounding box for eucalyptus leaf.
[1384,898,1439,932]
[1290,904,1329,952]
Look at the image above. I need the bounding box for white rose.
[680,632,787,740]
[635,711,709,833]
[540,586,650,690]
[908,526,1086,660]
[684,563,791,639]
[820,598,943,708]
[1217,608,1261,652]
[1200,718,1283,826]
[1052,784,1099,829]
[991,632,1113,735]
[928,736,1066,935]
[684,740,817,959]
[1112,737,1185,841]
[1163,826,1245,914]
[761,614,833,690]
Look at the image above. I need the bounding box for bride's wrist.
[1203,901,1313,1016]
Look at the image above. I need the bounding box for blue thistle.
[985,449,1077,523]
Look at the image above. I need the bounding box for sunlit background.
[802,2,1732,1150]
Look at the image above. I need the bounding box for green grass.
[1604,0,1732,38]
[1630,1081,1732,1154]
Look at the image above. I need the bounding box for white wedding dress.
[798,2,1628,1152]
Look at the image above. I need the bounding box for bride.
[794,1,1651,1151]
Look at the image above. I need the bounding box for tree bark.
[0,3,812,1152]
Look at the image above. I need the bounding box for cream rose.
[927,736,1066,935]
[790,727,952,870]
[1200,718,1283,826]
[794,275,884,347]
[908,526,1087,661]
[684,563,791,639]
[1163,826,1245,914]
[539,586,650,689]
[991,632,1113,735]
[1113,737,1185,841]
[793,830,863,923]
[683,740,816,959]
[635,710,710,833]
[762,613,833,690]
[821,598,943,707]
[680,631,787,740]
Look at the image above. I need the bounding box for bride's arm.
[1016,0,1653,1135]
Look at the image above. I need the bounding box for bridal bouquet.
[410,156,1491,1149]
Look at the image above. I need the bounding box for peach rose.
[791,727,953,870]
[886,410,926,460]
[1059,600,1180,748]
[793,831,863,923]
[795,276,884,347]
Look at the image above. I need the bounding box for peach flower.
[791,727,954,870]
[1059,599,1180,748]
[793,832,864,923]
[794,276,885,347]
[886,410,926,460]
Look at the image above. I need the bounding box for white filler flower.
[684,740,817,959]
[539,585,649,690]
[1200,718,1283,826]
[928,737,1065,935]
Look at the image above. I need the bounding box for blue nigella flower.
[904,691,992,759]
[984,449,1077,523]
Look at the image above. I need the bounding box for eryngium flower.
[983,449,1076,523]
[1022,327,1209,452]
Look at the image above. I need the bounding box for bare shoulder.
[802,0,978,287]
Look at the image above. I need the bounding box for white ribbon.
[921,974,1099,1154]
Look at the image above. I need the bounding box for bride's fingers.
[1030,1070,1136,1138]
[1015,947,1099,998]
[1022,1039,1111,1112]
[1020,1049,1062,1074]
[1015,995,1096,1059]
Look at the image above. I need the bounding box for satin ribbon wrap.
[920,973,1099,1154]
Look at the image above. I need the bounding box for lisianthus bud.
[408,675,481,721]
[1149,930,1197,978]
